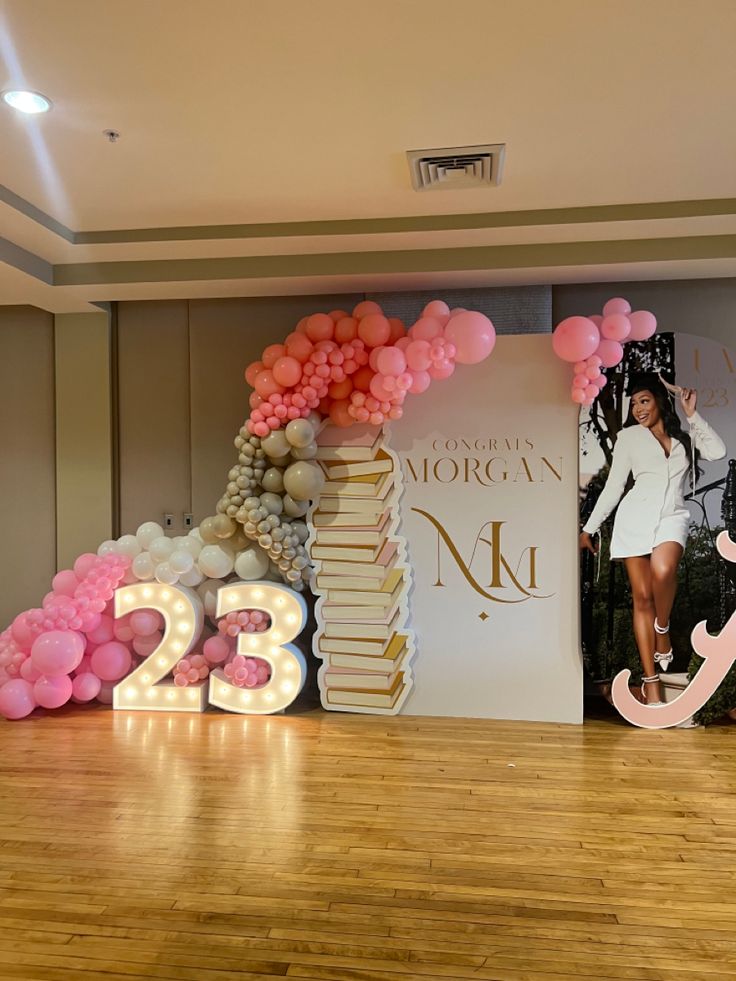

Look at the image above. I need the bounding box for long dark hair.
[624,372,700,479]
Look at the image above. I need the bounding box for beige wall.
[0,306,56,625]
[553,278,736,348]
[55,311,113,568]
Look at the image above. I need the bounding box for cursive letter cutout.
[612,531,736,728]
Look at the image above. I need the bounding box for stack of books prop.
[309,425,415,714]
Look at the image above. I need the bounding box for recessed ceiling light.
[2,90,52,114]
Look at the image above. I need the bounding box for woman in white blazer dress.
[580,373,726,706]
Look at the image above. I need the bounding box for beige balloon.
[261,466,285,493]
[285,418,315,448]
[199,516,219,544]
[261,429,290,460]
[290,441,318,460]
[283,460,325,501]
[213,514,236,539]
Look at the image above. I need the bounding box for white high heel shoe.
[641,675,665,706]
[654,619,673,671]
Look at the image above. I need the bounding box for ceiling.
[1,0,735,312]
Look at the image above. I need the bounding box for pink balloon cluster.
[223,654,271,689]
[552,298,657,407]
[217,608,271,637]
[0,553,133,719]
[244,300,496,432]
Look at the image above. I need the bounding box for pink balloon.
[584,384,599,400]
[572,373,588,389]
[0,679,36,719]
[91,641,132,682]
[552,317,600,363]
[368,346,385,372]
[596,339,624,368]
[358,314,391,348]
[585,365,601,381]
[305,314,335,343]
[376,347,406,376]
[203,636,230,664]
[31,631,85,677]
[96,682,114,704]
[444,312,496,365]
[601,314,631,342]
[352,300,383,319]
[595,374,608,389]
[113,618,135,643]
[586,355,602,368]
[19,658,41,683]
[73,553,98,579]
[272,356,302,387]
[406,339,432,371]
[627,310,657,342]
[589,315,603,327]
[34,674,73,709]
[573,361,587,374]
[253,369,284,399]
[603,297,632,317]
[410,317,443,342]
[132,633,161,659]
[422,300,451,326]
[72,672,102,702]
[130,610,161,637]
[11,614,33,649]
[369,374,394,402]
[52,570,79,598]
[86,614,115,645]
[409,370,431,394]
[395,336,412,352]
[572,388,587,405]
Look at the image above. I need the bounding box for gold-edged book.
[318,541,399,580]
[320,450,393,481]
[317,426,384,462]
[316,489,399,514]
[311,540,390,563]
[324,662,406,692]
[312,512,390,548]
[324,470,393,499]
[312,509,384,528]
[321,609,401,641]
[323,632,408,671]
[326,568,403,607]
[326,673,405,709]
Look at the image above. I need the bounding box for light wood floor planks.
[1,706,736,980]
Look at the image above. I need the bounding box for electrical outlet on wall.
[163,513,174,529]
[184,513,193,529]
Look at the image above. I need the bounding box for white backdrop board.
[388,334,583,723]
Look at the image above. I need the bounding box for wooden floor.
[1,708,736,981]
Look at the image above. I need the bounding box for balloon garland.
[552,297,658,406]
[0,299,496,720]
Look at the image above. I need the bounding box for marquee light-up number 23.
[112,581,307,715]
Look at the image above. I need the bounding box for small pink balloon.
[34,673,73,709]
[31,631,85,677]
[395,336,412,352]
[20,658,42,683]
[627,310,657,342]
[130,610,161,637]
[573,361,587,374]
[409,370,431,394]
[572,373,588,389]
[595,374,608,389]
[113,618,135,643]
[73,553,98,579]
[602,297,632,317]
[552,317,600,363]
[601,313,631,342]
[572,388,587,405]
[0,679,37,719]
[406,339,432,372]
[428,361,456,380]
[90,641,132,682]
[86,614,115,646]
[585,365,601,381]
[11,614,33,649]
[422,300,451,326]
[52,570,79,598]
[369,374,395,402]
[586,355,602,368]
[409,317,443,342]
[596,339,625,368]
[444,312,496,365]
[376,347,406,376]
[584,384,599,400]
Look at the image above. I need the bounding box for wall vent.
[406,144,505,191]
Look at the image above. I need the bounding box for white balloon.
[132,552,155,581]
[197,544,234,579]
[188,528,204,544]
[177,536,202,559]
[196,578,222,617]
[97,539,117,557]
[136,521,165,548]
[169,548,194,575]
[149,536,174,563]
[116,534,142,558]
[178,565,204,588]
[234,546,270,581]
[155,561,179,585]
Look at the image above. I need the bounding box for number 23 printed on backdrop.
[113,581,307,715]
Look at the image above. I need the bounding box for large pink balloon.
[272,356,302,387]
[130,610,162,637]
[601,314,631,342]
[0,679,36,719]
[52,570,79,598]
[627,310,657,341]
[253,369,284,399]
[91,641,132,682]
[358,315,391,348]
[73,553,97,579]
[369,374,395,402]
[603,297,632,317]
[31,630,85,677]
[34,674,73,709]
[552,317,600,363]
[596,339,624,368]
[376,347,406,376]
[444,312,496,365]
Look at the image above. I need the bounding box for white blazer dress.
[583,411,726,558]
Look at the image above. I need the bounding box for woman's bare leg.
[650,541,684,656]
[624,556,661,703]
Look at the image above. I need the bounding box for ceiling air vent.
[406,144,505,191]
